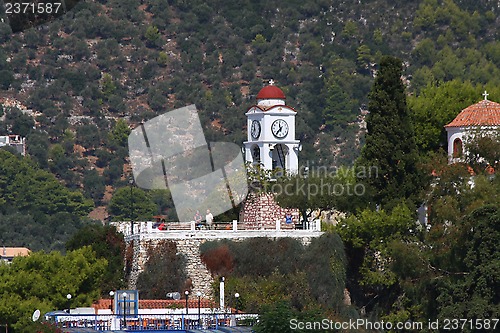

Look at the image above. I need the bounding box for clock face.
[271,119,289,138]
[251,120,261,139]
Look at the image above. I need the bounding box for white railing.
[113,219,322,236]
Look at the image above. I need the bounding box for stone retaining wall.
[123,227,322,299]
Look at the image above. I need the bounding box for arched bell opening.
[271,144,289,171]
[251,144,261,165]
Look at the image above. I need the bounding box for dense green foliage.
[108,186,157,220]
[1,0,499,176]
[335,154,500,330]
[0,150,92,216]
[33,322,63,333]
[254,301,329,333]
[356,56,423,210]
[135,240,188,299]
[0,247,107,333]
[0,150,93,251]
[433,205,499,325]
[200,234,352,321]
[336,204,418,310]
[65,224,126,295]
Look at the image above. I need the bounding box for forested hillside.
[1,0,500,221]
[0,1,498,330]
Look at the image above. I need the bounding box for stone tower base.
[239,193,300,228]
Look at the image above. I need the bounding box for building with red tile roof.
[92,298,226,315]
[445,99,500,128]
[1,247,31,263]
[445,93,500,163]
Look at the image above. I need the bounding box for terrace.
[49,312,257,332]
[113,219,322,238]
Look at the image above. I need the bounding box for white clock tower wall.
[288,144,299,173]
[243,84,300,174]
[241,83,301,226]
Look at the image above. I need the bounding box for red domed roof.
[256,85,286,100]
[445,99,500,127]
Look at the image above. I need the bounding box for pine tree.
[357,56,423,209]
[323,79,356,129]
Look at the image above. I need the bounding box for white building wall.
[446,125,499,163]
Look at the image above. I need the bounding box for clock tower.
[244,82,300,174]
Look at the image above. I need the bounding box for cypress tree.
[357,56,423,209]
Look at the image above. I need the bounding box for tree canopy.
[0,150,93,217]
[0,150,93,251]
[200,234,350,317]
[65,224,126,295]
[356,56,424,209]
[135,240,188,299]
[0,247,107,333]
[108,186,156,220]
[334,150,500,327]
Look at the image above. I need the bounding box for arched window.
[453,138,463,158]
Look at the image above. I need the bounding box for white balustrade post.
[232,220,237,231]
[191,221,195,231]
[276,219,281,231]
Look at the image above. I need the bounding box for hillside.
[1,0,500,222]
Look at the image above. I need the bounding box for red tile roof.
[93,298,218,310]
[1,247,31,258]
[445,99,500,127]
[249,104,297,112]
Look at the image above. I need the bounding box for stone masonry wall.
[239,193,300,228]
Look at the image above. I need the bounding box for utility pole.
[129,177,134,235]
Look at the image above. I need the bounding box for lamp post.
[219,277,225,310]
[303,166,309,230]
[129,177,134,235]
[122,292,127,330]
[196,291,202,328]
[184,290,190,329]
[234,293,240,314]
[109,291,115,313]
[66,294,72,314]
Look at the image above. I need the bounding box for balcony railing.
[48,313,258,331]
[113,219,322,236]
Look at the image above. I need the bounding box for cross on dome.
[483,90,489,100]
[269,79,275,85]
